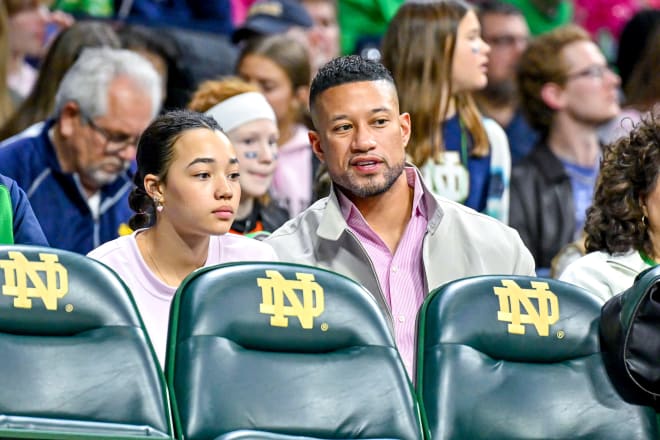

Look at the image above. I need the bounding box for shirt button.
[391,266,398,273]
[398,315,405,323]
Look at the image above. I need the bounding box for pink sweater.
[88,230,278,366]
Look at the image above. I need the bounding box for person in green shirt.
[500,0,572,35]
[0,174,48,245]
[337,0,404,55]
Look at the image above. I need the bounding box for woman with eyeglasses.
[87,109,278,366]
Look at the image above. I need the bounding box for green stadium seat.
[0,245,173,439]
[416,275,658,440]
[166,262,424,440]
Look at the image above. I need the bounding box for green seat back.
[416,275,658,440]
[0,245,172,439]
[167,262,423,440]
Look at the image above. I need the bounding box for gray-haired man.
[0,47,162,253]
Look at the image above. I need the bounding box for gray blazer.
[266,167,536,322]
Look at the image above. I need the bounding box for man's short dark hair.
[309,55,395,110]
[475,0,522,18]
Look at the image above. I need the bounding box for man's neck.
[477,99,517,128]
[50,126,99,198]
[475,80,518,127]
[350,173,414,253]
[547,116,601,167]
[50,125,75,173]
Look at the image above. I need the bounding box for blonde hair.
[187,76,260,112]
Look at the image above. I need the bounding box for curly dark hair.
[585,113,660,255]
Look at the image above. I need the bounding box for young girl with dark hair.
[188,77,288,238]
[88,109,277,365]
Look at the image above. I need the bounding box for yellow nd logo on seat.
[494,279,559,336]
[258,270,324,329]
[0,251,68,310]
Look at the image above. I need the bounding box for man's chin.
[86,170,121,188]
[86,162,130,186]
[336,177,394,199]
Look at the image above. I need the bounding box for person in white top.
[88,109,278,366]
[559,115,660,302]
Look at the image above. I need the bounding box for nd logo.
[421,151,470,203]
[258,270,324,329]
[0,251,69,310]
[493,280,559,336]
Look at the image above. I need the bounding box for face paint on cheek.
[471,42,480,54]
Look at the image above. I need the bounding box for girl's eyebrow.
[187,157,240,168]
[186,157,215,168]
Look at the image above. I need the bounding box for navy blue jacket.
[115,0,233,36]
[0,120,134,254]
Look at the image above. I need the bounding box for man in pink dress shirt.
[267,55,535,379]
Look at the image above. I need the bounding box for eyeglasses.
[82,113,140,154]
[565,64,613,81]
[483,35,529,49]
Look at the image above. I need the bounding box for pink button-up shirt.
[338,167,428,378]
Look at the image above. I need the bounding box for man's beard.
[331,158,405,199]
[83,159,130,188]
[478,78,517,108]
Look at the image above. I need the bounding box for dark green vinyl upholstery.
[0,245,172,439]
[416,275,658,440]
[166,262,423,440]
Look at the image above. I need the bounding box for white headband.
[204,92,277,133]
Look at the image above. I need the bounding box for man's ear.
[399,112,412,149]
[58,101,81,138]
[309,130,325,163]
[540,82,566,111]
